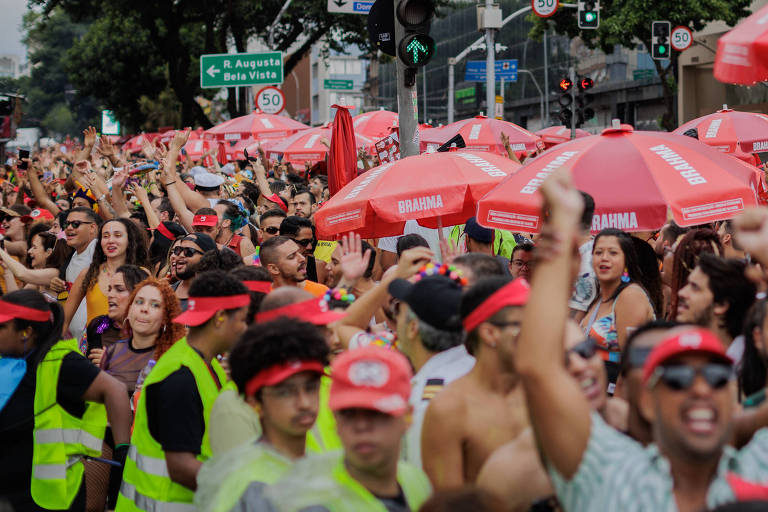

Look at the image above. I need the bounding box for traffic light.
[578,0,599,29]
[652,21,671,60]
[575,76,595,127]
[396,0,436,70]
[557,77,573,125]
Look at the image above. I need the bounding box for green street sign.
[324,79,354,90]
[200,52,283,88]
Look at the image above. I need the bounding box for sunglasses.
[565,337,598,365]
[172,246,204,257]
[264,226,280,235]
[64,220,94,229]
[650,363,732,391]
[293,238,315,248]
[626,346,653,370]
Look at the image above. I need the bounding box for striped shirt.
[548,412,768,511]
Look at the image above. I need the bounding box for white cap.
[221,163,235,176]
[194,173,224,189]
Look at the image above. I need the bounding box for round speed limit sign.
[671,26,693,51]
[255,86,286,115]
[531,0,558,18]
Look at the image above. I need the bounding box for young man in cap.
[261,346,432,512]
[195,317,330,512]
[260,236,328,298]
[676,253,756,363]
[387,272,474,468]
[420,276,529,489]
[515,169,768,512]
[117,271,250,511]
[171,233,218,311]
[191,208,220,241]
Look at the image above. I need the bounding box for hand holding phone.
[18,149,29,171]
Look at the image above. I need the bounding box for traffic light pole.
[570,66,577,140]
[484,0,496,116]
[394,7,420,157]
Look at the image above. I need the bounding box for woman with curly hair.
[666,228,723,321]
[63,218,150,335]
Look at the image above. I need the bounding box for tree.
[529,0,751,131]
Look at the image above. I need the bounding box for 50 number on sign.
[532,0,558,17]
[256,86,286,115]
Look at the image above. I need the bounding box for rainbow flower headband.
[413,262,468,287]
[323,288,356,305]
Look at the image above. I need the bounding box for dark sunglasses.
[172,246,204,257]
[293,238,315,248]
[264,226,280,235]
[64,220,94,229]
[565,337,598,365]
[627,346,653,370]
[650,363,732,391]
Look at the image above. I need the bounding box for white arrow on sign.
[206,65,220,78]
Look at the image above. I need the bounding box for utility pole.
[484,0,496,117]
[394,6,420,157]
[569,66,576,140]
[543,30,549,126]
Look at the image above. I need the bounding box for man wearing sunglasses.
[259,208,286,243]
[516,169,768,512]
[171,233,217,311]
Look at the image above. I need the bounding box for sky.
[0,0,28,60]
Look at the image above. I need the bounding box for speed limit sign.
[531,0,558,18]
[671,26,693,51]
[255,86,286,115]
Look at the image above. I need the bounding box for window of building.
[346,60,362,75]
[329,60,346,75]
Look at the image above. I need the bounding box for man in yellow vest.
[261,345,432,511]
[116,271,251,511]
[194,315,331,512]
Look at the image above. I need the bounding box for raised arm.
[27,162,61,216]
[167,130,209,212]
[131,183,160,230]
[160,162,194,232]
[0,247,58,286]
[63,268,88,336]
[74,126,98,164]
[515,169,591,479]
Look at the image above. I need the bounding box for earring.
[621,268,630,283]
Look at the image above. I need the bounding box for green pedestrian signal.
[396,0,436,74]
[578,0,599,29]
[400,34,435,66]
[652,21,671,60]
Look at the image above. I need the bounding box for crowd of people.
[3,124,768,512]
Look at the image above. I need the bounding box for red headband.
[462,279,530,332]
[244,360,326,397]
[156,223,177,241]
[243,281,273,294]
[0,300,51,322]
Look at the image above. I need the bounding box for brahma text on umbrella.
[520,151,580,194]
[454,153,507,177]
[648,145,707,185]
[591,212,639,231]
[343,165,391,200]
[398,195,444,214]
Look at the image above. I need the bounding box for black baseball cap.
[388,275,463,332]
[465,216,494,244]
[184,233,217,253]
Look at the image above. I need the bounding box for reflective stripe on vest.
[120,480,196,512]
[36,428,103,453]
[127,445,170,478]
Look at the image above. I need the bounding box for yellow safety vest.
[116,337,226,512]
[31,338,107,509]
[449,224,517,259]
[306,374,341,453]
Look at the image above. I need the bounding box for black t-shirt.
[145,367,206,453]
[374,486,410,512]
[0,348,100,510]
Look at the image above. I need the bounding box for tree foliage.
[529,0,751,130]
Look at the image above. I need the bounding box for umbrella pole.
[437,216,445,242]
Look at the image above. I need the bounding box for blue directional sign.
[464,60,518,82]
[354,1,374,12]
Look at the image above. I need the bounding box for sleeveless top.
[85,281,109,326]
[227,234,243,257]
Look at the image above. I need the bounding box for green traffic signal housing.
[578,0,599,29]
[652,21,671,60]
[398,34,436,67]
[396,0,436,68]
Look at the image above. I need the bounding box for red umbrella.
[535,125,591,148]
[714,4,768,85]
[328,105,358,196]
[314,151,521,239]
[420,115,542,155]
[476,124,762,234]
[204,110,309,142]
[674,106,768,155]
[122,133,160,154]
[181,137,214,161]
[266,124,373,165]
[352,110,398,139]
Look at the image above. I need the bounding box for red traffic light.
[558,78,573,92]
[579,77,594,90]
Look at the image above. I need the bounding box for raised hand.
[396,247,434,280]
[734,208,768,266]
[170,128,191,151]
[141,137,157,160]
[97,135,117,158]
[439,236,463,265]
[130,182,150,204]
[339,233,372,283]
[83,126,98,148]
[111,168,129,189]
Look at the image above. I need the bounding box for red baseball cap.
[21,208,55,224]
[256,296,346,325]
[173,293,251,326]
[642,328,732,385]
[329,345,412,416]
[193,214,218,227]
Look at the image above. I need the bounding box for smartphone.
[18,149,29,170]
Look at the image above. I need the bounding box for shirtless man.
[420,276,530,489]
[477,321,629,511]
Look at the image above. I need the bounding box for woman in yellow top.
[63,218,150,336]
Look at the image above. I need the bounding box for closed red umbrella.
[476,124,762,234]
[267,124,373,166]
[328,105,358,196]
[204,110,309,142]
[353,110,399,139]
[421,115,542,155]
[714,4,768,85]
[674,106,768,155]
[314,151,521,239]
[535,125,591,148]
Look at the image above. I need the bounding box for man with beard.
[260,236,328,297]
[280,216,319,282]
[171,233,217,311]
[676,253,755,364]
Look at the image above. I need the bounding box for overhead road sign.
[324,79,354,90]
[464,60,518,82]
[328,0,373,14]
[200,52,283,88]
[101,110,120,136]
